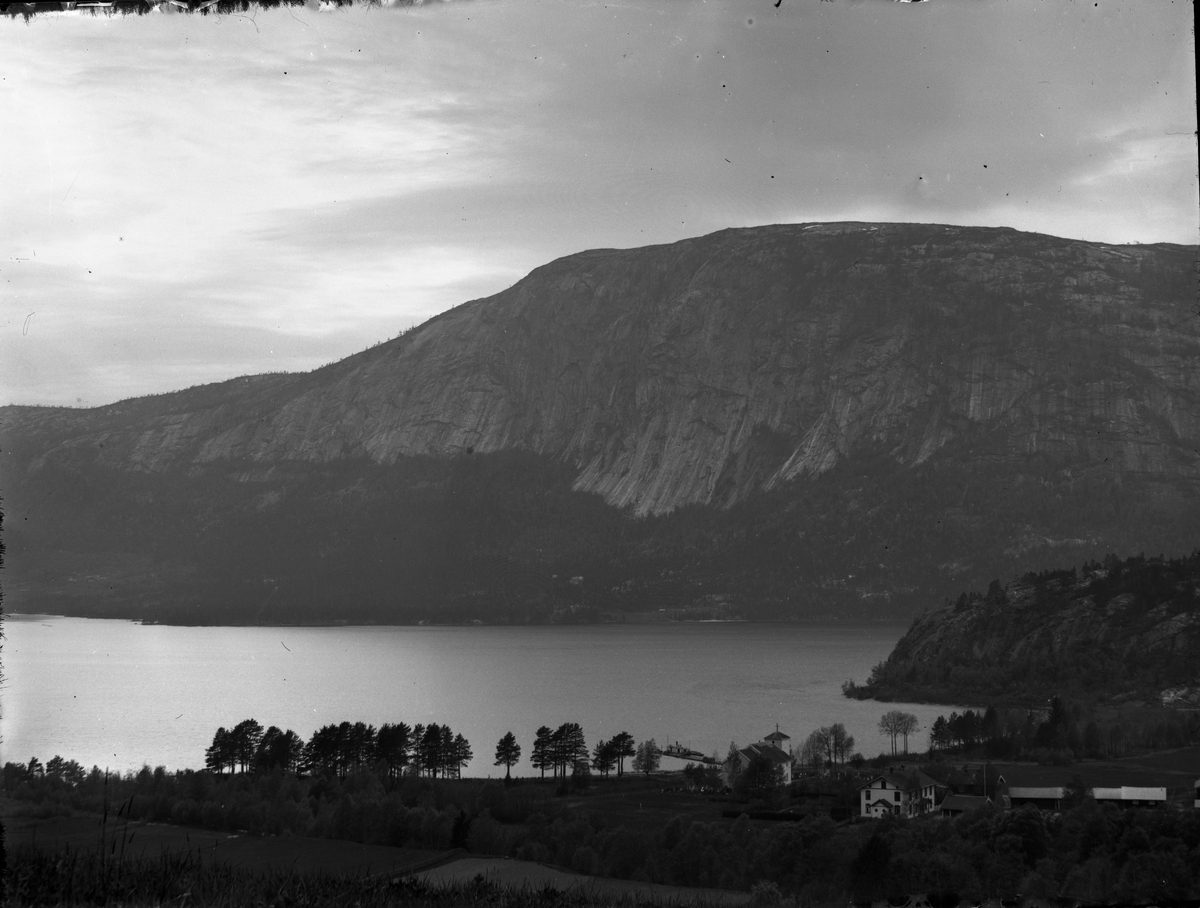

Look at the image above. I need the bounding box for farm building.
[994,767,1067,811]
[1002,786,1064,811]
[1091,787,1168,808]
[939,794,992,817]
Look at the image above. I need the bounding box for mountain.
[846,551,1200,707]
[2,222,1198,624]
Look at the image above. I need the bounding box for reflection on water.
[2,618,970,776]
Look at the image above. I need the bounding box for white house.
[858,770,938,818]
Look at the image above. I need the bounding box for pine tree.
[591,739,617,777]
[610,731,636,777]
[230,719,264,773]
[205,727,235,776]
[531,725,553,778]
[376,722,413,780]
[451,732,472,778]
[494,731,521,780]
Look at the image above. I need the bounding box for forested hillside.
[848,551,1200,706]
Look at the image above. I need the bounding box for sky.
[2,0,1196,407]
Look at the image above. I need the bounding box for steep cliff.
[849,552,1200,706]
[2,222,1198,623]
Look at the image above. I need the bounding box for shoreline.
[4,610,913,630]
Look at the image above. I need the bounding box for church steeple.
[763,725,791,746]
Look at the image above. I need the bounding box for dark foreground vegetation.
[8,846,735,908]
[6,754,1200,906]
[848,551,1200,707]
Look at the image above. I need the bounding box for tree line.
[205,719,472,780]
[526,725,657,780]
[925,696,1200,762]
[203,718,668,784]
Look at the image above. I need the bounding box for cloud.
[2,0,1195,406]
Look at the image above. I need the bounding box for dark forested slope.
[849,551,1200,706]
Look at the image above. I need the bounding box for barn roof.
[1007,786,1064,799]
[1092,786,1167,801]
[940,794,992,812]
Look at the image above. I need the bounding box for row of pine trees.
[205,719,658,781]
[204,719,472,779]
[526,725,646,779]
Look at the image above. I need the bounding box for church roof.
[739,743,792,765]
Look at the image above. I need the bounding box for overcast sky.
[2,0,1196,407]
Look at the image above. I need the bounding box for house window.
[894,792,901,802]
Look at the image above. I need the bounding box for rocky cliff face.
[7,222,1199,515]
[3,222,1198,623]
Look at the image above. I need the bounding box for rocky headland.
[846,551,1200,707]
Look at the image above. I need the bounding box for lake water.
[1,617,965,777]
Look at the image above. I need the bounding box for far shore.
[4,609,911,629]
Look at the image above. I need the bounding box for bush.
[749,880,785,907]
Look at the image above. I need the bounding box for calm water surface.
[2,617,965,776]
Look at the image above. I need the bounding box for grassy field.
[1,803,454,877]
[1109,744,1200,776]
[984,756,1197,791]
[418,856,749,905]
[1,797,753,906]
[552,776,733,834]
[7,845,752,908]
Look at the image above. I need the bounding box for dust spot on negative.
[745,17,755,27]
